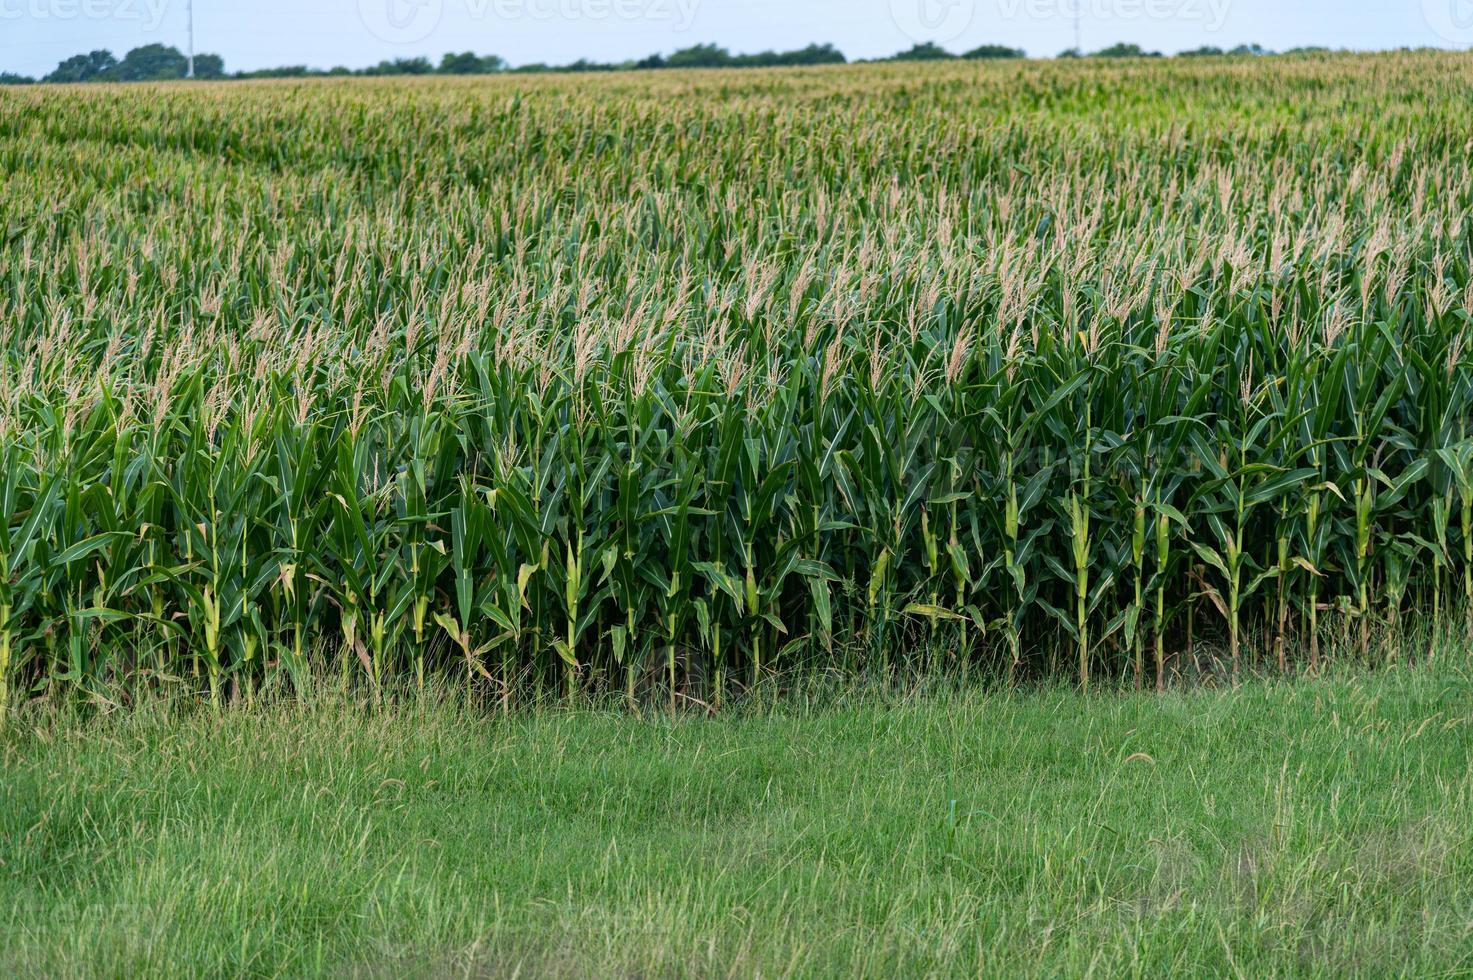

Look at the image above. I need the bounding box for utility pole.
[186,0,195,78]
[1073,3,1081,55]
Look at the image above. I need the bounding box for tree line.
[0,40,1327,86]
[4,44,226,85]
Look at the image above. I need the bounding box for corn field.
[0,52,1471,711]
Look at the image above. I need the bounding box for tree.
[1090,43,1163,58]
[0,72,34,85]
[110,44,190,81]
[438,52,506,75]
[237,65,314,79]
[44,49,118,83]
[363,57,434,76]
[891,43,955,61]
[775,43,846,66]
[193,53,226,79]
[964,44,1025,60]
[666,44,732,69]
[562,59,614,73]
[1179,44,1268,58]
[731,43,846,67]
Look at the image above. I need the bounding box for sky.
[1,0,1469,78]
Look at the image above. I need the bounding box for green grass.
[4,664,1472,977]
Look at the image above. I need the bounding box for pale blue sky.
[1,0,1466,78]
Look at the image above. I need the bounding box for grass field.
[4,659,1472,977]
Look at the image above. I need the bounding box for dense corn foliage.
[0,53,1470,709]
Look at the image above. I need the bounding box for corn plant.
[0,52,1469,713]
